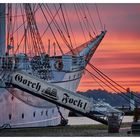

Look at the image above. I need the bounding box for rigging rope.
[14,31,25,54]
[86,68,122,93]
[41,5,61,38]
[53,4,67,35]
[88,62,140,106]
[85,69,106,91]
[44,4,74,54]
[95,4,103,31]
[85,4,97,36]
[63,4,77,48]
[79,4,92,38]
[39,4,64,55]
[12,6,40,36]
[7,4,12,49]
[85,68,123,100]
[89,62,140,101]
[45,4,74,54]
[7,4,41,55]
[64,6,77,46]
[77,4,89,39]
[24,5,40,55]
[74,4,87,42]
[11,4,17,42]
[20,4,27,54]
[24,4,46,55]
[60,4,73,49]
[89,63,124,93]
[85,68,136,105]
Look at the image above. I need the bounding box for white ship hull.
[0,3,107,128]
[0,69,83,128]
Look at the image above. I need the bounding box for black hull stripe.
[11,84,108,125]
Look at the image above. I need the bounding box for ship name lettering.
[14,74,41,91]
[62,93,87,110]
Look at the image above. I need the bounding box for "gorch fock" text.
[14,74,41,92]
[62,93,87,110]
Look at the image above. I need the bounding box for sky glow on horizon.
[1,3,140,92]
[77,4,140,92]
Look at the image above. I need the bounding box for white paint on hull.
[0,69,83,128]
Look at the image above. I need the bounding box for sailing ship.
[0,3,106,128]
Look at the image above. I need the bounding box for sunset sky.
[34,3,140,93]
[76,4,140,92]
[1,3,140,92]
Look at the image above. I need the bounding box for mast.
[0,4,6,55]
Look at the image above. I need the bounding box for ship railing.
[0,55,30,71]
[0,54,86,72]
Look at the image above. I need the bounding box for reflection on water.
[68,116,133,125]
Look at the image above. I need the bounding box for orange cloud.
[7,4,140,93]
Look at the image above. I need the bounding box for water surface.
[68,116,133,125]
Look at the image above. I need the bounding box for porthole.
[9,114,12,120]
[33,111,36,117]
[22,113,24,119]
